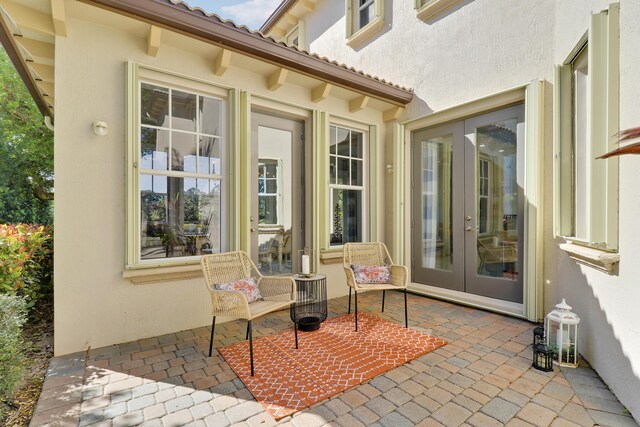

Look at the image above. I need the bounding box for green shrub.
[0,224,53,305]
[0,294,27,401]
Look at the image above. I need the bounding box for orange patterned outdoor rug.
[218,312,448,420]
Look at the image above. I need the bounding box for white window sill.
[558,242,619,275]
[416,0,464,21]
[320,248,344,264]
[123,263,203,284]
[347,17,384,48]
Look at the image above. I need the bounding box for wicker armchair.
[343,242,408,331]
[201,251,298,376]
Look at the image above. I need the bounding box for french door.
[251,111,305,275]
[411,105,524,303]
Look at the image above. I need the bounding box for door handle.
[466,216,472,222]
[466,226,473,232]
[251,228,256,232]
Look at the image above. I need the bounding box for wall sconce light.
[92,121,109,137]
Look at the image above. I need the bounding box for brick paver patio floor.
[30,292,638,426]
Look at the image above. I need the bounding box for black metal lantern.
[532,343,554,372]
[533,325,545,346]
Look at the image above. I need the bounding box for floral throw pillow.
[351,265,391,284]
[214,277,263,303]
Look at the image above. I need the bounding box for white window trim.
[328,124,368,248]
[125,62,230,273]
[284,20,306,50]
[318,116,377,259]
[415,0,464,21]
[346,0,385,48]
[553,4,619,255]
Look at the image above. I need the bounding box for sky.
[181,0,282,29]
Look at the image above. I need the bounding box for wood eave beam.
[299,0,314,13]
[349,95,369,113]
[0,1,55,36]
[147,25,161,56]
[213,48,231,76]
[268,67,288,91]
[15,38,55,65]
[28,63,55,83]
[311,82,331,103]
[383,106,404,122]
[51,0,68,37]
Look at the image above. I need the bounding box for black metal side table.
[290,274,327,331]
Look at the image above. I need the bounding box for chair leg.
[355,290,358,332]
[293,303,299,349]
[246,321,250,340]
[248,320,255,377]
[404,289,408,328]
[382,290,386,313]
[209,316,216,357]
[348,287,352,314]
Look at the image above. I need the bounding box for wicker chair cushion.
[214,277,263,303]
[351,265,392,284]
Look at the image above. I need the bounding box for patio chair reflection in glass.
[201,251,298,376]
[477,236,518,276]
[343,242,409,332]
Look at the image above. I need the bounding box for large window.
[329,125,365,246]
[346,0,384,47]
[137,80,226,263]
[554,5,619,250]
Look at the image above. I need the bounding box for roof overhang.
[260,0,297,34]
[0,0,413,121]
[82,0,413,105]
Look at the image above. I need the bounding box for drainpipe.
[44,116,54,131]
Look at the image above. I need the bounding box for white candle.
[302,255,310,275]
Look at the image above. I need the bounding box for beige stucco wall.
[304,0,640,419]
[53,1,391,356]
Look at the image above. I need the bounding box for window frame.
[283,21,305,50]
[346,0,385,48]
[415,0,464,21]
[126,63,230,269]
[257,158,282,226]
[553,4,619,252]
[328,124,368,248]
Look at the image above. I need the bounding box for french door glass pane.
[419,136,453,271]
[476,119,519,279]
[140,176,221,260]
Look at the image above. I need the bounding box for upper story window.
[357,0,375,29]
[329,125,366,246]
[346,0,384,48]
[283,21,305,50]
[415,0,465,21]
[129,71,228,267]
[554,4,619,251]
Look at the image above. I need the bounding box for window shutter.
[589,5,619,248]
[553,64,573,238]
